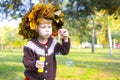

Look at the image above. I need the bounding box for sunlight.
[0,18,21,28]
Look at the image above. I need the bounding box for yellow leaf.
[9,3,13,10]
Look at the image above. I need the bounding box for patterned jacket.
[22,37,70,80]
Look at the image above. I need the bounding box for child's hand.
[58,28,69,40]
[35,60,44,69]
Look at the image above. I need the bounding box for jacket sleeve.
[54,38,71,55]
[22,46,37,71]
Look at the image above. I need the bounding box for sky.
[0,0,69,28]
[0,18,21,28]
[0,0,40,28]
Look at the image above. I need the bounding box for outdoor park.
[0,0,120,80]
[0,48,120,80]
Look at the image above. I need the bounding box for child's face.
[37,23,52,39]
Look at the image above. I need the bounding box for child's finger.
[36,60,44,69]
[38,65,44,69]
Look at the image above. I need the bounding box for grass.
[0,48,120,80]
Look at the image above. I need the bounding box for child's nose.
[46,28,49,32]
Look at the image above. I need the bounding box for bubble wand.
[38,56,45,73]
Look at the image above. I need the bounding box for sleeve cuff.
[62,38,70,42]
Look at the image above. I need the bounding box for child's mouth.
[45,34,50,37]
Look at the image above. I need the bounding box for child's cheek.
[49,29,52,35]
[38,28,45,36]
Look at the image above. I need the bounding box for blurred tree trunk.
[107,15,113,56]
[108,26,112,56]
[92,18,95,53]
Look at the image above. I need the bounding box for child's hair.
[37,18,52,26]
[18,3,64,40]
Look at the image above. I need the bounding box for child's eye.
[48,26,51,28]
[41,26,46,29]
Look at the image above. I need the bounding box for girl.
[19,3,70,80]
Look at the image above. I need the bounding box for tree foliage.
[0,26,26,49]
[1,0,120,47]
[1,0,120,20]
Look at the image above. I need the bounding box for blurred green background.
[0,48,120,80]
